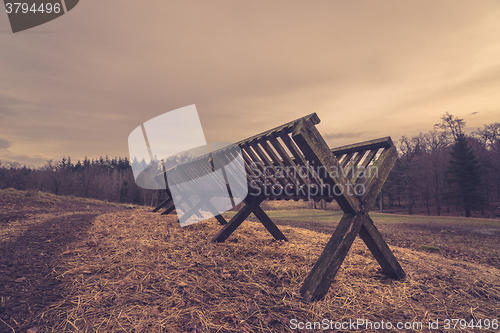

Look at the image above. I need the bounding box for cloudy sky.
[1,0,499,167]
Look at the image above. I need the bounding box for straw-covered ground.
[1,189,499,332]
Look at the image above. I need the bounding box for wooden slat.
[240,147,268,190]
[251,142,289,189]
[343,151,365,179]
[252,204,287,241]
[351,149,378,184]
[168,113,320,170]
[258,138,291,185]
[211,199,260,243]
[268,134,309,187]
[330,137,392,156]
[340,152,354,168]
[237,113,320,148]
[212,149,251,201]
[360,146,398,212]
[291,119,360,213]
[278,131,323,187]
[242,144,281,187]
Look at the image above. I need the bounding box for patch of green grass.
[370,212,500,227]
[223,209,343,222]
[221,208,500,269]
[420,245,440,252]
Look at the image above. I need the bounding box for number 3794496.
[5,3,61,14]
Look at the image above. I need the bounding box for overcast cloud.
[1,0,499,167]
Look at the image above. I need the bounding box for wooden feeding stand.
[153,113,405,301]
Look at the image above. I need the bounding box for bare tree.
[419,131,450,215]
[473,122,500,150]
[396,135,422,214]
[435,112,466,141]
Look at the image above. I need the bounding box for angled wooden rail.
[153,113,405,301]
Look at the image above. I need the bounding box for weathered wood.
[213,214,228,226]
[268,134,309,187]
[240,150,266,190]
[201,200,229,225]
[360,145,398,212]
[151,112,405,303]
[241,145,272,188]
[300,213,365,302]
[211,199,259,243]
[278,131,323,186]
[331,137,392,156]
[160,200,176,215]
[340,152,354,168]
[152,197,170,212]
[258,138,293,186]
[342,151,365,180]
[250,142,289,188]
[291,119,360,213]
[351,149,378,184]
[358,215,406,279]
[175,113,320,167]
[177,200,205,223]
[252,203,287,241]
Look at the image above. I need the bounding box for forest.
[1,113,499,218]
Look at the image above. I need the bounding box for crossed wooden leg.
[211,197,287,243]
[300,212,405,302]
[153,192,227,225]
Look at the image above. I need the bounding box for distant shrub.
[420,245,440,252]
[25,189,38,197]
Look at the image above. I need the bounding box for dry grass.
[33,208,500,332]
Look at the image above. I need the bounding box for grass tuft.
[420,245,440,252]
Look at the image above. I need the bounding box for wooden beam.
[300,213,365,302]
[360,145,398,212]
[358,215,406,279]
[331,137,392,156]
[213,214,228,226]
[350,149,378,184]
[268,134,309,187]
[160,200,176,215]
[291,119,360,214]
[252,204,287,241]
[211,199,259,243]
[201,199,228,225]
[153,196,171,212]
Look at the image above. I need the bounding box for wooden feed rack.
[153,113,405,301]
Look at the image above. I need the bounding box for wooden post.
[252,204,287,241]
[358,216,406,279]
[300,213,365,302]
[211,199,259,243]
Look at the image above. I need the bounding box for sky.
[1,0,499,167]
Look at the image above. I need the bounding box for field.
[226,209,500,269]
[1,188,499,332]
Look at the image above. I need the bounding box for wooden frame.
[153,113,405,301]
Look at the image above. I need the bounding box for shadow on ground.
[0,190,122,331]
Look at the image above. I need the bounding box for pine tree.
[445,134,483,217]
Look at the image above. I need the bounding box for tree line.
[0,156,164,207]
[381,113,500,217]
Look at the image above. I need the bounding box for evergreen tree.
[445,134,483,217]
